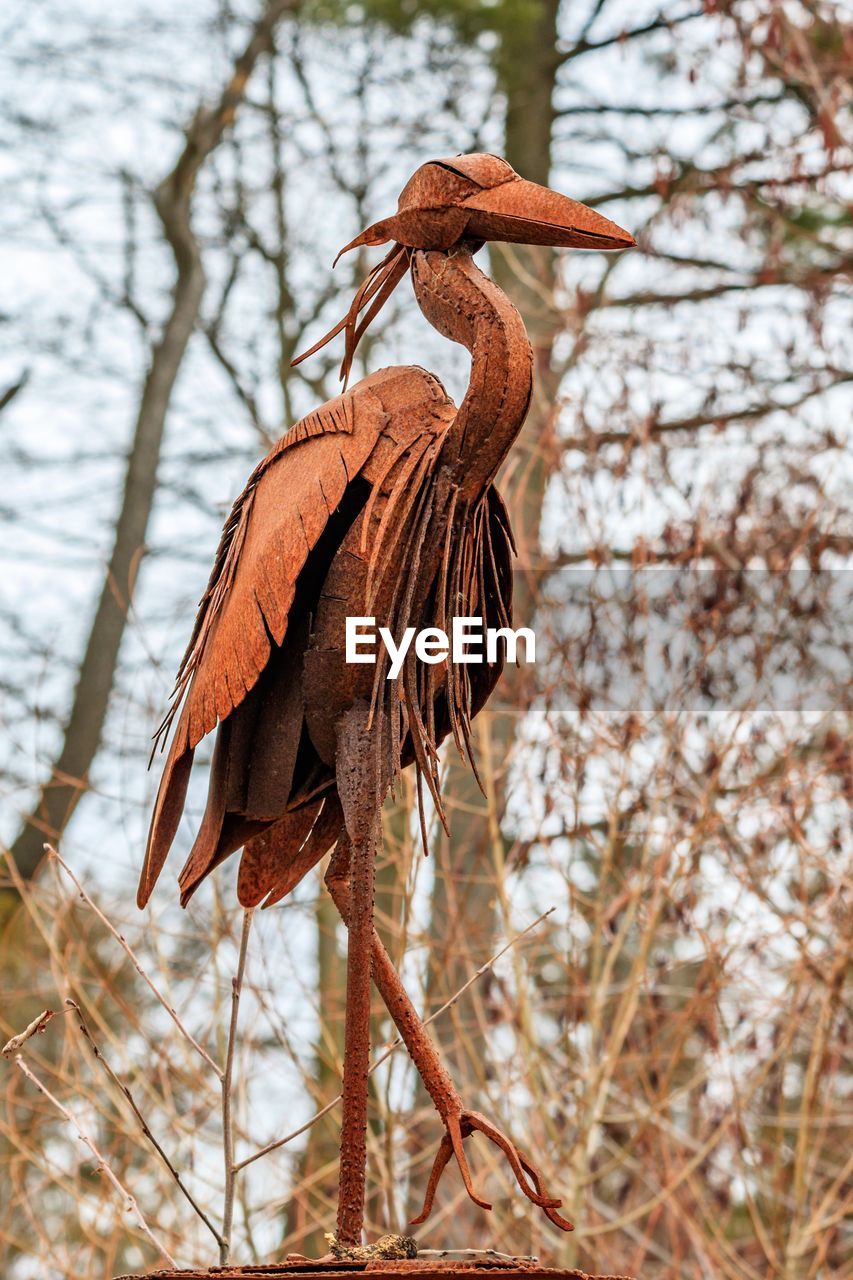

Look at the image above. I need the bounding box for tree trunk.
[8,0,296,884]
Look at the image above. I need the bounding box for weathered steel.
[116,1262,634,1280]
[140,154,634,1247]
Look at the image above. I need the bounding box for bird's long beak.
[461,178,634,251]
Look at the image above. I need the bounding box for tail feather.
[237,799,323,907]
[177,725,231,906]
[259,793,344,909]
[138,742,195,908]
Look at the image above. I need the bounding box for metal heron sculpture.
[139,154,634,1248]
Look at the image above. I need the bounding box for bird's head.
[293,153,634,382]
[338,153,635,257]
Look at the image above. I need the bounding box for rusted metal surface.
[139,154,633,1245]
[115,1263,634,1280]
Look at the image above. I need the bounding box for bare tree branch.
[64,999,224,1249]
[557,7,706,65]
[9,0,298,882]
[14,1055,179,1269]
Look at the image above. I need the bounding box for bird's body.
[140,247,527,912]
[139,154,633,1248]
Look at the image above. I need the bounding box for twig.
[558,7,705,64]
[418,1250,539,1262]
[63,999,224,1248]
[234,907,554,1172]
[2,1009,56,1057]
[220,908,253,1264]
[46,844,221,1077]
[0,369,29,414]
[14,1054,179,1268]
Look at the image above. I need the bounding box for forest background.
[0,1,850,1277]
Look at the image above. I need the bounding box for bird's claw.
[410,1108,573,1232]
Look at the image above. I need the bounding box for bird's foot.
[410,1108,573,1232]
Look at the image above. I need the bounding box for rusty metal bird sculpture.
[139,154,634,1248]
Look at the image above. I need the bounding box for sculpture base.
[115,1258,633,1280]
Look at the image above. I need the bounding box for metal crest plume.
[293,153,631,384]
[141,152,634,1252]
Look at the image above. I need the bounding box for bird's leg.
[334,700,384,1248]
[325,833,572,1234]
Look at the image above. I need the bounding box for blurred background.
[0,1,851,1276]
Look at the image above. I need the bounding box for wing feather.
[140,385,382,907]
[140,366,454,908]
[165,383,387,757]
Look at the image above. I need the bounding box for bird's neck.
[411,245,533,503]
